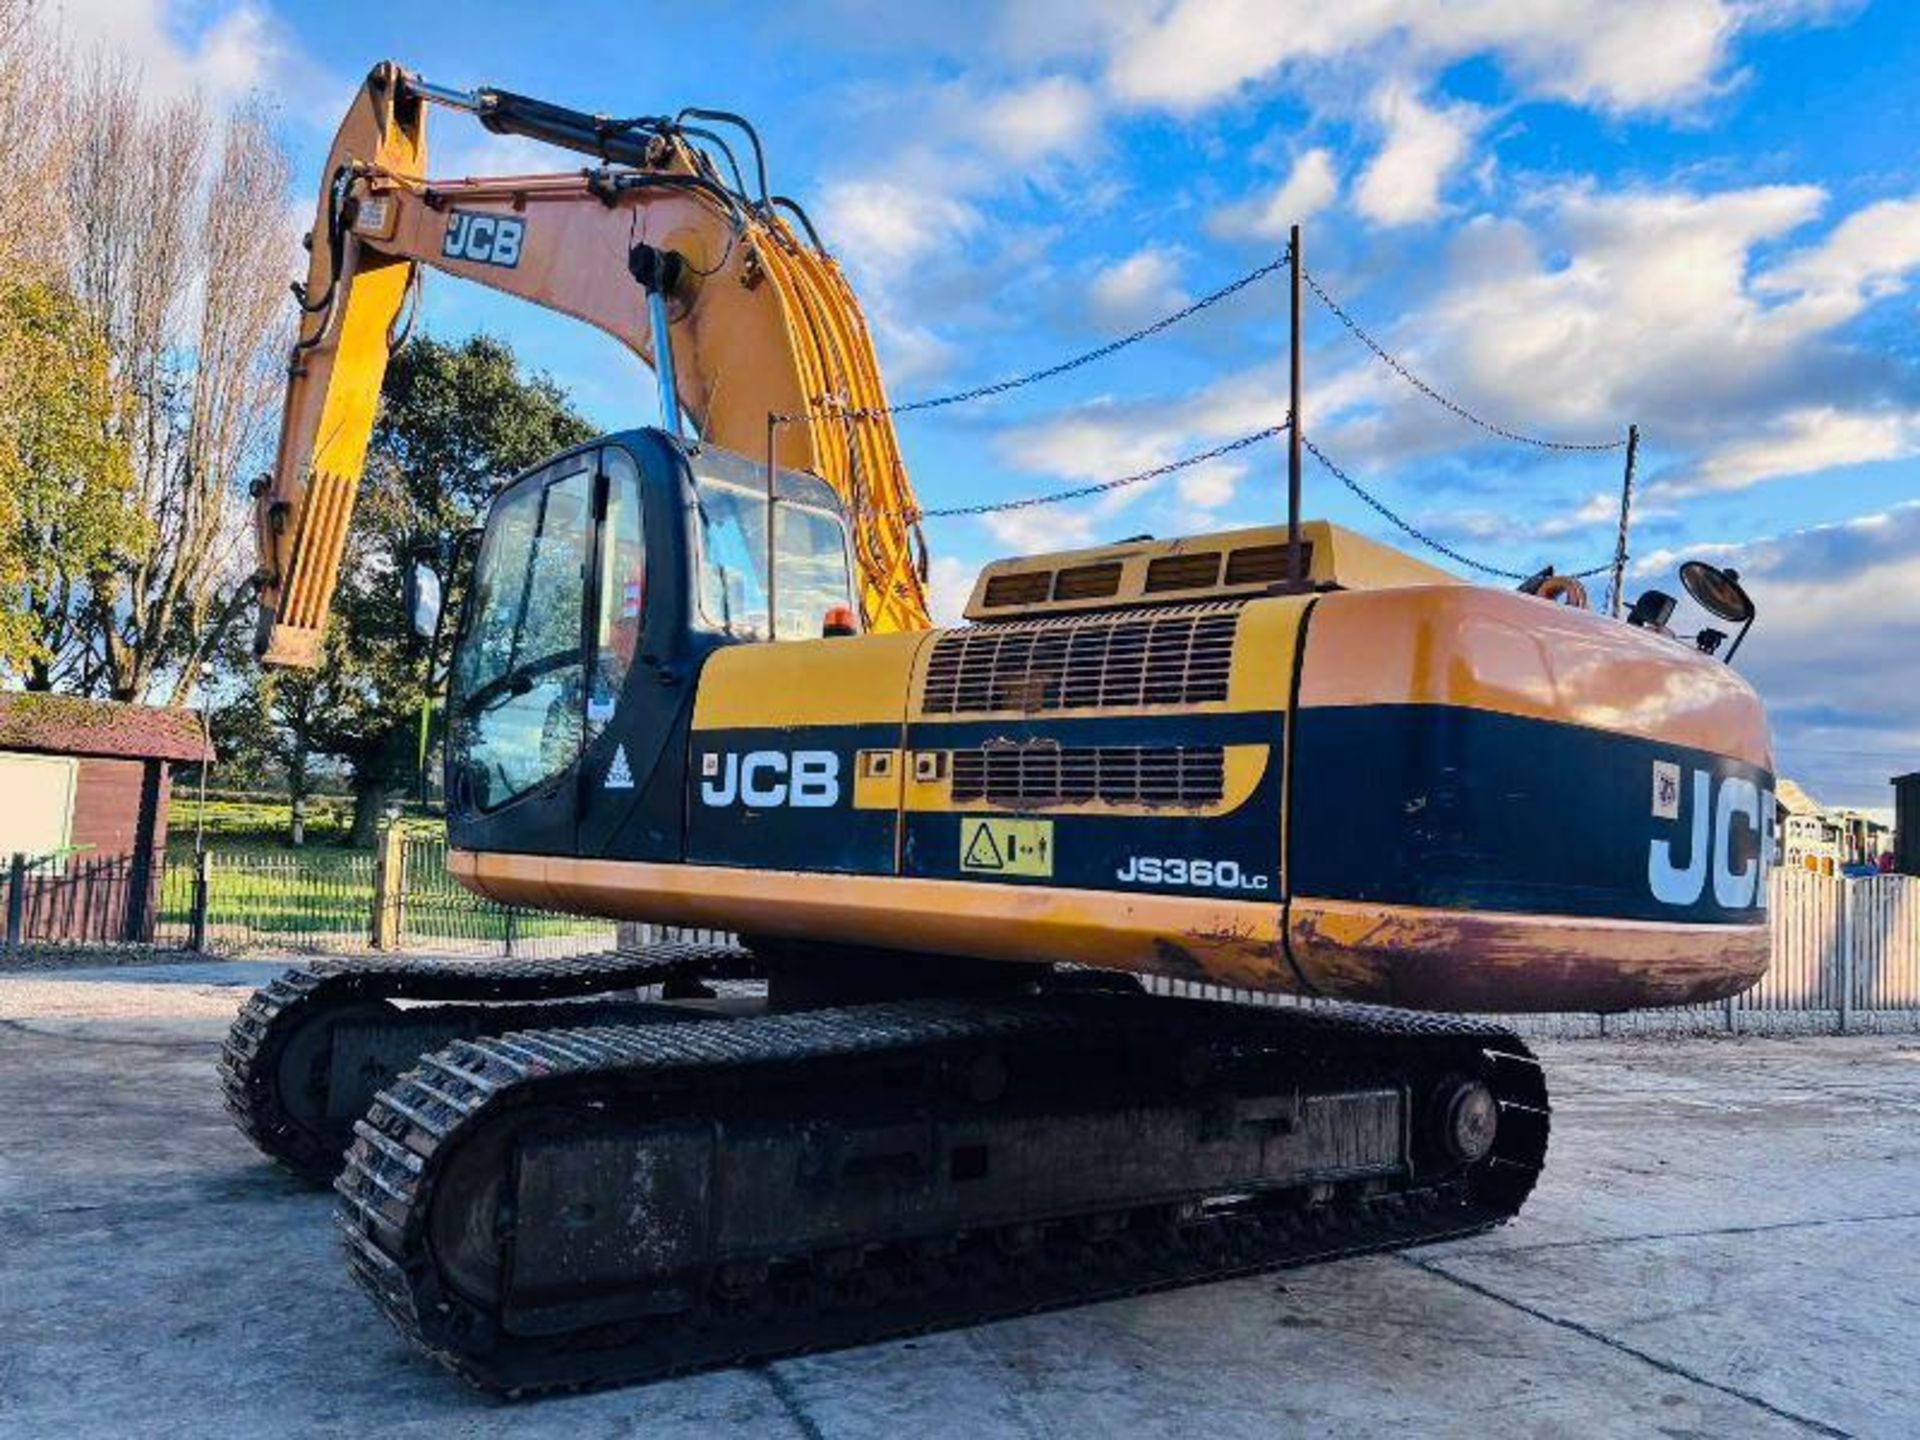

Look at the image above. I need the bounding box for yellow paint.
[692,631,927,729]
[853,749,903,812]
[447,848,1769,1012]
[451,849,1297,991]
[960,817,1055,877]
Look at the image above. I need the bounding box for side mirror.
[404,548,444,644]
[1678,560,1756,661]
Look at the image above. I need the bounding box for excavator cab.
[440,430,856,865]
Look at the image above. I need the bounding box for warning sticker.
[959,817,1054,878]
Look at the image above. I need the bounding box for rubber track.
[218,943,759,1184]
[336,995,1549,1394]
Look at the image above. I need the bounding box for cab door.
[445,450,597,857]
[573,440,701,863]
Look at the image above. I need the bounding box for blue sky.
[63,0,1920,811]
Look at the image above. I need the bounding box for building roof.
[1776,777,1822,816]
[0,692,213,764]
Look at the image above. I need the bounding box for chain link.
[796,249,1290,424]
[897,425,1289,520]
[1298,433,1611,581]
[1302,266,1628,454]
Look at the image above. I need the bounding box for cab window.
[588,447,646,737]
[451,455,592,811]
[695,476,854,640]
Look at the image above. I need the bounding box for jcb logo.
[700,750,840,808]
[442,210,525,269]
[1648,764,1774,910]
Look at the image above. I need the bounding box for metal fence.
[393,836,615,959]
[0,853,191,949]
[1,831,613,963]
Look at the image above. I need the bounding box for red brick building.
[0,693,212,942]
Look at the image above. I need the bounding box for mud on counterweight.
[334,992,1550,1395]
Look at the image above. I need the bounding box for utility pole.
[1287,223,1304,588]
[1607,424,1640,617]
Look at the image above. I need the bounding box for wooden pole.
[1607,424,1640,617]
[1287,224,1304,588]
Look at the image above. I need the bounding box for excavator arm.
[254,61,930,666]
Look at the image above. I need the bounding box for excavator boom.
[254,61,930,667]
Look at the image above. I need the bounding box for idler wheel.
[1433,1078,1499,1165]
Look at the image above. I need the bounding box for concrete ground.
[2,962,1917,1439]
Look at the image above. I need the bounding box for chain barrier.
[793,248,1290,424]
[1298,433,1612,581]
[1301,266,1627,454]
[893,424,1290,521]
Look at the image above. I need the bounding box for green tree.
[305,334,597,843]
[0,279,145,684]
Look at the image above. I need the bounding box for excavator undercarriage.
[223,940,1546,1395]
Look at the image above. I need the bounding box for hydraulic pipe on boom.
[251,62,932,669]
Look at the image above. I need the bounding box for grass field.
[166,792,447,853]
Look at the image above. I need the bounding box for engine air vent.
[951,743,1226,808]
[921,605,1240,714]
[981,571,1052,609]
[1144,552,1222,593]
[1052,561,1123,601]
[1225,542,1309,586]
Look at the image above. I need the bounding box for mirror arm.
[1724,611,1755,663]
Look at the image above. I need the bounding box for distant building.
[0,693,211,942]
[1775,777,1891,876]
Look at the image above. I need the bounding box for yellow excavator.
[222,63,1774,1394]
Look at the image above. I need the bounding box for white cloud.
[926,554,978,624]
[1758,195,1920,325]
[819,178,984,280]
[1176,459,1245,513]
[978,76,1099,162]
[49,0,332,114]
[1659,407,1918,499]
[1087,246,1188,328]
[1007,404,1183,482]
[1210,148,1339,239]
[1353,82,1482,227]
[982,505,1103,555]
[1102,0,1775,117]
[869,314,958,388]
[1535,489,1630,539]
[1363,183,1831,445]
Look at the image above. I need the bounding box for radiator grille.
[980,571,1052,609]
[922,605,1241,714]
[1052,561,1123,601]
[1225,542,1308,585]
[1145,552,1222,592]
[950,744,1227,808]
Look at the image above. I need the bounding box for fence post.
[372,823,406,951]
[4,853,25,949]
[187,850,212,952]
[1838,879,1854,1035]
